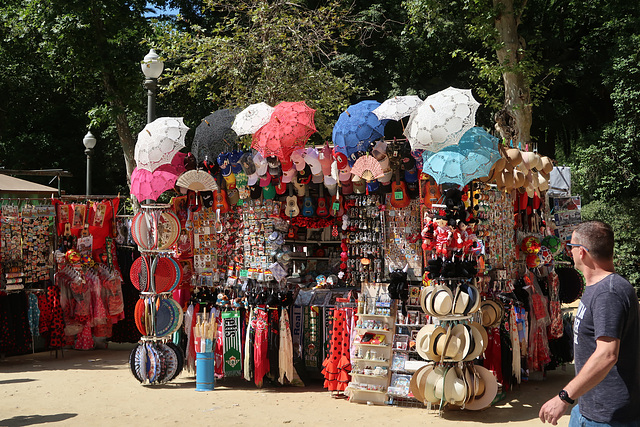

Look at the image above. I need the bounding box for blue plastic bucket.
[195,352,215,391]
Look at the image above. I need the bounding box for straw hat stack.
[409,363,498,410]
[484,143,554,196]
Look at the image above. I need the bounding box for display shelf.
[349,388,387,394]
[351,373,388,379]
[352,358,390,365]
[355,328,393,334]
[395,323,426,328]
[356,343,391,348]
[357,313,393,319]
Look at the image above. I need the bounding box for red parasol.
[131,152,187,202]
[251,101,317,163]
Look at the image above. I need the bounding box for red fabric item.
[322,308,351,391]
[253,308,270,386]
[215,319,224,377]
[483,326,503,385]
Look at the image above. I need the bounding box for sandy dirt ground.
[0,342,573,427]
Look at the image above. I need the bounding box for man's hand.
[539,395,570,425]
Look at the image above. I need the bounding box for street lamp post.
[141,49,164,124]
[83,131,97,196]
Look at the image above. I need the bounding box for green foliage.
[581,199,640,290]
[152,0,361,139]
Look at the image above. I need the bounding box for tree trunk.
[493,0,533,148]
[101,72,136,189]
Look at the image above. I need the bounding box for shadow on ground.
[0,413,77,426]
[443,366,575,423]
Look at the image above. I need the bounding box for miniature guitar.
[390,169,410,209]
[212,175,229,213]
[329,192,343,217]
[301,184,315,217]
[285,183,300,218]
[316,184,329,217]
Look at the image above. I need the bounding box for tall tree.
[152,0,362,139]
[404,0,556,147]
[0,0,156,193]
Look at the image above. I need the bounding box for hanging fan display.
[176,170,219,191]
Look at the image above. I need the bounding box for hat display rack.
[129,203,185,385]
[407,180,510,412]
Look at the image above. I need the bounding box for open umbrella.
[251,101,316,162]
[404,87,479,152]
[332,100,388,164]
[131,152,187,202]
[372,95,422,121]
[191,109,241,163]
[421,127,500,187]
[232,102,274,136]
[135,117,190,172]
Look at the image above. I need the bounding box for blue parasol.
[332,100,389,165]
[422,127,500,187]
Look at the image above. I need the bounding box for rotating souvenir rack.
[129,204,185,385]
[409,280,497,412]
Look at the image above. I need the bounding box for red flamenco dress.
[322,307,352,392]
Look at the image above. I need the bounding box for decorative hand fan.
[129,344,144,383]
[168,257,182,292]
[134,299,146,335]
[167,299,184,335]
[155,298,179,337]
[176,170,218,191]
[130,255,151,291]
[166,342,185,379]
[153,256,178,293]
[350,154,385,181]
[157,211,181,250]
[134,342,148,382]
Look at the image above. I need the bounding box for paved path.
[0,343,572,427]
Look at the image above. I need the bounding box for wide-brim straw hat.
[465,365,499,410]
[415,324,437,361]
[463,322,486,361]
[449,323,470,362]
[520,151,537,170]
[409,363,433,404]
[430,285,454,316]
[504,148,522,168]
[540,156,553,174]
[424,365,448,403]
[444,366,468,406]
[420,286,434,315]
[481,299,503,328]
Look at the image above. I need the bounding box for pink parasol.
[251,101,317,163]
[131,152,187,202]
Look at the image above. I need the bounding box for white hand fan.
[176,170,218,191]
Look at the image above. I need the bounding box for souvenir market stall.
[0,176,127,356]
[122,90,581,411]
[0,176,60,356]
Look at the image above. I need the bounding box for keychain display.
[344,194,385,285]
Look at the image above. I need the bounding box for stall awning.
[0,174,59,195]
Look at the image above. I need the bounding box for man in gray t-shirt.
[540,221,640,426]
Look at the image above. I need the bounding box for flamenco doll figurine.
[433,217,452,257]
[452,220,471,256]
[421,214,437,252]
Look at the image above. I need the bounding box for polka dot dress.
[322,307,352,392]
